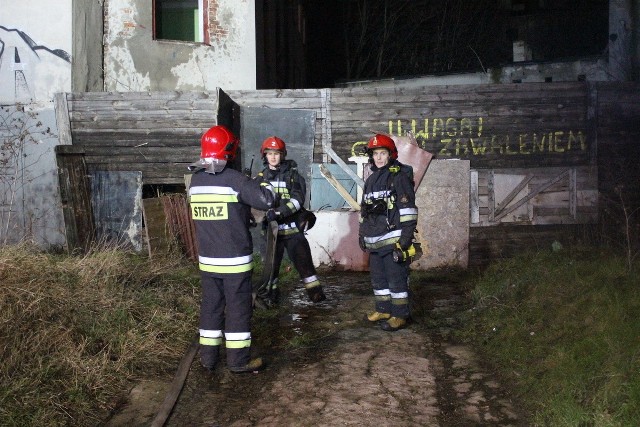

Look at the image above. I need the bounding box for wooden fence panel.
[63,82,640,264]
[67,91,218,184]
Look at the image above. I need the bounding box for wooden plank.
[68,91,218,102]
[54,92,73,146]
[71,119,215,129]
[55,150,95,253]
[488,171,495,221]
[321,88,332,163]
[319,164,360,211]
[322,145,365,189]
[470,170,479,224]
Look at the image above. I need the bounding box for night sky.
[302,0,609,88]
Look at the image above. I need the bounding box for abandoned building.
[1,0,638,269]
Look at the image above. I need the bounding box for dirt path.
[105,271,526,426]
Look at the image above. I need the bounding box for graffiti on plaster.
[0,26,71,101]
[350,118,587,158]
[0,26,71,62]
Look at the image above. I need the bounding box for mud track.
[105,270,527,426]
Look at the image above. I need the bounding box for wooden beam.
[319,164,360,211]
[488,171,495,222]
[54,92,72,145]
[322,145,365,188]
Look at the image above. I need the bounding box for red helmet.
[367,134,398,159]
[200,125,239,161]
[260,136,287,157]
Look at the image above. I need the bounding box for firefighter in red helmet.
[358,134,418,331]
[254,136,326,306]
[188,125,276,373]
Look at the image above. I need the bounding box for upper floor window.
[153,0,209,43]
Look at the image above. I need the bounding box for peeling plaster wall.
[72,0,104,92]
[0,2,71,247]
[104,0,256,91]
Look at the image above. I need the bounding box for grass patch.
[0,243,200,426]
[462,246,640,427]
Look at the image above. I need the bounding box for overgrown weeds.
[0,243,200,427]
[462,245,640,427]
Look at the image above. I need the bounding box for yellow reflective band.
[304,280,321,290]
[226,339,251,349]
[366,236,400,249]
[391,298,409,305]
[400,214,418,222]
[375,295,391,301]
[199,261,254,274]
[199,337,222,346]
[190,194,238,203]
[278,228,299,236]
[191,203,229,220]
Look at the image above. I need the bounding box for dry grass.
[0,243,200,426]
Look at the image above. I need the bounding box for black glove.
[265,209,278,222]
[358,235,367,252]
[399,236,412,251]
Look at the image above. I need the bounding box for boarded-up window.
[470,167,598,226]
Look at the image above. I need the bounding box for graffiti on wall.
[351,117,587,159]
[0,25,71,102]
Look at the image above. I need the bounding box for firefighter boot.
[308,287,327,303]
[366,311,391,322]
[381,317,408,332]
[229,357,264,374]
[200,347,219,372]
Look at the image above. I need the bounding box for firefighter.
[358,134,418,332]
[188,125,276,373]
[255,136,326,306]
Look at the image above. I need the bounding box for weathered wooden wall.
[62,82,640,266]
[66,91,219,184]
[328,82,592,168]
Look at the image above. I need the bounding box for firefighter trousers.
[273,232,323,298]
[199,272,254,369]
[369,251,410,319]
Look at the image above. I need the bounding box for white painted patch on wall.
[108,44,151,92]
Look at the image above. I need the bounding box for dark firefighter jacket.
[359,159,418,254]
[189,167,275,275]
[256,159,307,237]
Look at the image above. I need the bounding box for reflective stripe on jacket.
[189,167,275,274]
